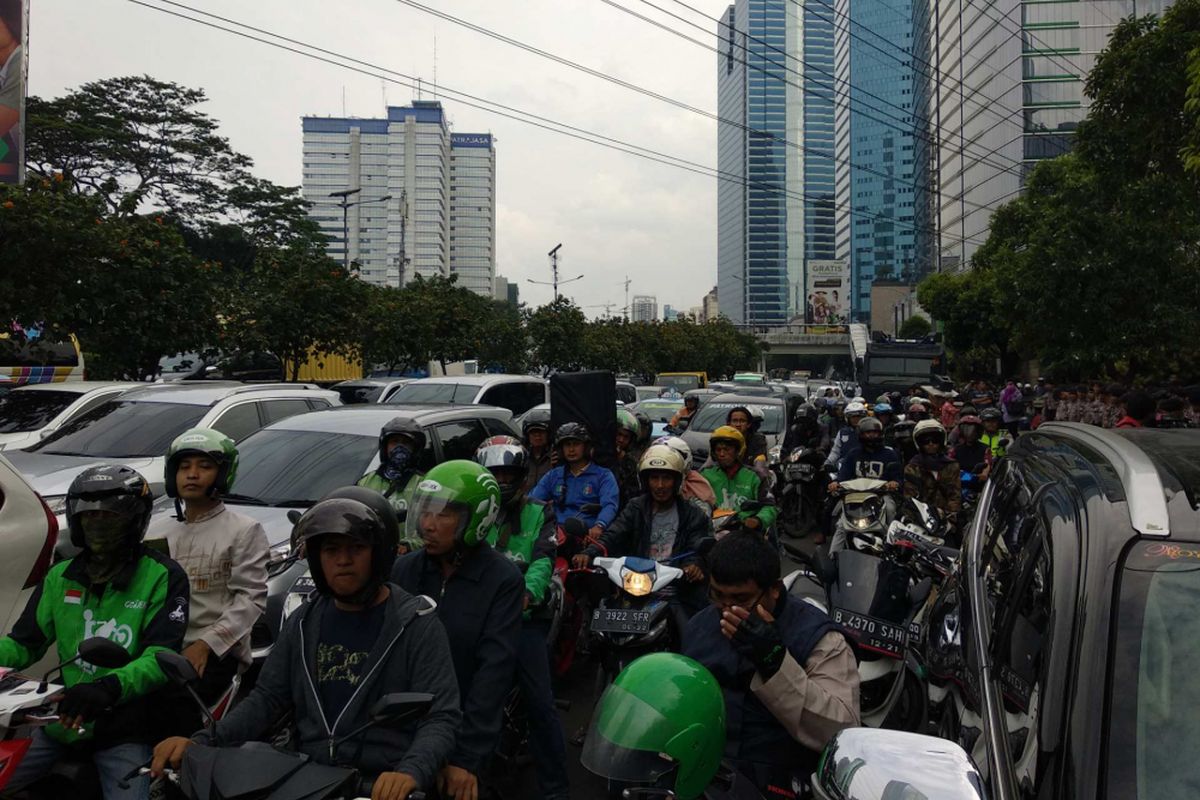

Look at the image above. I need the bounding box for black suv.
[924,423,1200,800]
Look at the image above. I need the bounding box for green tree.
[897,314,932,339]
[527,298,588,376]
[474,301,530,374]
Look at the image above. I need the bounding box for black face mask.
[860,435,883,452]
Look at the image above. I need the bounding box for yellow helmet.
[708,425,747,459]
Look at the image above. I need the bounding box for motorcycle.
[830,477,899,552]
[777,446,824,539]
[129,651,430,800]
[0,637,133,796]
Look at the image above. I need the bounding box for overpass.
[738,323,869,377]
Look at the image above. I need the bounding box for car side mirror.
[369,692,434,725]
[812,728,985,800]
[78,637,133,669]
[155,650,199,686]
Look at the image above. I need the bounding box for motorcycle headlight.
[855,517,870,530]
[623,570,654,597]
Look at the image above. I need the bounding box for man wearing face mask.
[0,465,190,800]
[358,418,427,550]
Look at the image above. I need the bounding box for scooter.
[0,637,134,795]
[128,651,430,800]
[830,477,899,552]
[777,446,825,538]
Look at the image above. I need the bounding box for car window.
[689,402,785,434]
[231,429,378,506]
[0,390,80,433]
[479,384,519,414]
[615,384,637,404]
[1107,540,1200,799]
[434,420,489,462]
[334,384,383,404]
[70,390,127,423]
[307,399,332,410]
[262,399,311,425]
[388,382,476,405]
[28,401,206,457]
[211,402,263,443]
[481,416,518,438]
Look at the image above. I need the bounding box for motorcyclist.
[781,402,829,457]
[669,394,700,430]
[392,461,524,800]
[823,401,867,472]
[529,422,620,545]
[573,445,711,620]
[614,408,644,505]
[891,419,917,464]
[1,466,190,800]
[701,426,778,534]
[828,417,902,552]
[473,437,569,800]
[903,420,962,527]
[580,653,726,800]
[873,402,896,444]
[682,533,859,797]
[979,408,1010,458]
[357,417,427,546]
[152,496,463,800]
[948,414,991,493]
[905,400,930,423]
[153,428,269,733]
[632,409,653,462]
[521,407,554,492]
[655,435,717,515]
[726,406,770,474]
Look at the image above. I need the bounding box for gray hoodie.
[194,583,461,790]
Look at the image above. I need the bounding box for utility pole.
[622,275,632,320]
[330,188,392,271]
[527,243,583,302]
[397,189,410,287]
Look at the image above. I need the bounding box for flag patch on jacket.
[64,589,82,605]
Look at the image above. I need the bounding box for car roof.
[402,375,544,386]
[333,378,408,388]
[10,381,140,394]
[115,383,334,406]
[703,393,785,407]
[263,404,512,435]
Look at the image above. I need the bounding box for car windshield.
[388,382,477,405]
[637,401,683,422]
[690,402,784,434]
[335,383,385,404]
[656,374,701,391]
[26,401,205,457]
[231,429,378,505]
[0,390,80,433]
[1107,540,1200,798]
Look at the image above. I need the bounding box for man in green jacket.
[475,436,569,800]
[701,426,778,533]
[358,417,427,550]
[0,465,190,800]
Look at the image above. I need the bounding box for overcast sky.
[30,0,736,315]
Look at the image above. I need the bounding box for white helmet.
[845,401,868,417]
[654,435,692,467]
[913,419,947,444]
[638,445,687,480]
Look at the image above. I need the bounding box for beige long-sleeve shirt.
[749,631,861,752]
[154,503,269,666]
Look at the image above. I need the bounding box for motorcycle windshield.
[581,684,681,786]
[830,550,913,624]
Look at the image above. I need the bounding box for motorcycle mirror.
[368,692,434,724]
[287,509,303,526]
[155,650,200,687]
[563,518,588,540]
[78,637,133,669]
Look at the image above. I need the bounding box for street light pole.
[527,243,582,302]
[329,188,392,272]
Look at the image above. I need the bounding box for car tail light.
[24,495,58,589]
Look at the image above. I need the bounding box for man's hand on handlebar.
[150,736,192,778]
[440,764,479,800]
[182,640,211,679]
[885,481,900,492]
[571,553,591,570]
[827,481,840,493]
[586,525,604,544]
[682,564,704,583]
[373,771,419,800]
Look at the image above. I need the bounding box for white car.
[0,455,57,635]
[0,382,141,452]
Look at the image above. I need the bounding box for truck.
[860,337,948,401]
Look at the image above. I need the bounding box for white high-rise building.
[301,101,496,294]
[631,295,658,323]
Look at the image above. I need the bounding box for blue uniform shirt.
[530,462,620,529]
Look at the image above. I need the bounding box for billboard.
[805,259,849,324]
[0,0,25,184]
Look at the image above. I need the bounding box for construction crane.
[583,302,617,319]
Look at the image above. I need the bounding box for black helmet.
[794,403,819,422]
[320,485,402,544]
[980,407,1003,423]
[521,407,552,438]
[892,420,916,443]
[294,498,396,605]
[633,411,653,446]
[378,417,427,465]
[554,422,592,448]
[66,465,154,549]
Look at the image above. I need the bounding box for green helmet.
[581,653,725,799]
[404,460,501,548]
[165,428,238,498]
[616,408,641,440]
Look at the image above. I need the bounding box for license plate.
[832,608,908,657]
[592,606,654,634]
[785,464,813,480]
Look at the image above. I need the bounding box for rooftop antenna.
[432,35,438,100]
[341,86,346,116]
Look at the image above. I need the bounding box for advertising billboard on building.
[805,260,849,324]
[0,0,26,184]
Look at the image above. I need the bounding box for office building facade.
[932,0,1171,268]
[301,101,495,294]
[631,295,659,323]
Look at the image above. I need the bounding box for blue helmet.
[874,402,894,415]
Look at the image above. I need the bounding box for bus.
[861,338,947,400]
[0,329,85,386]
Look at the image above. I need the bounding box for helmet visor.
[405,495,470,547]
[581,684,679,785]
